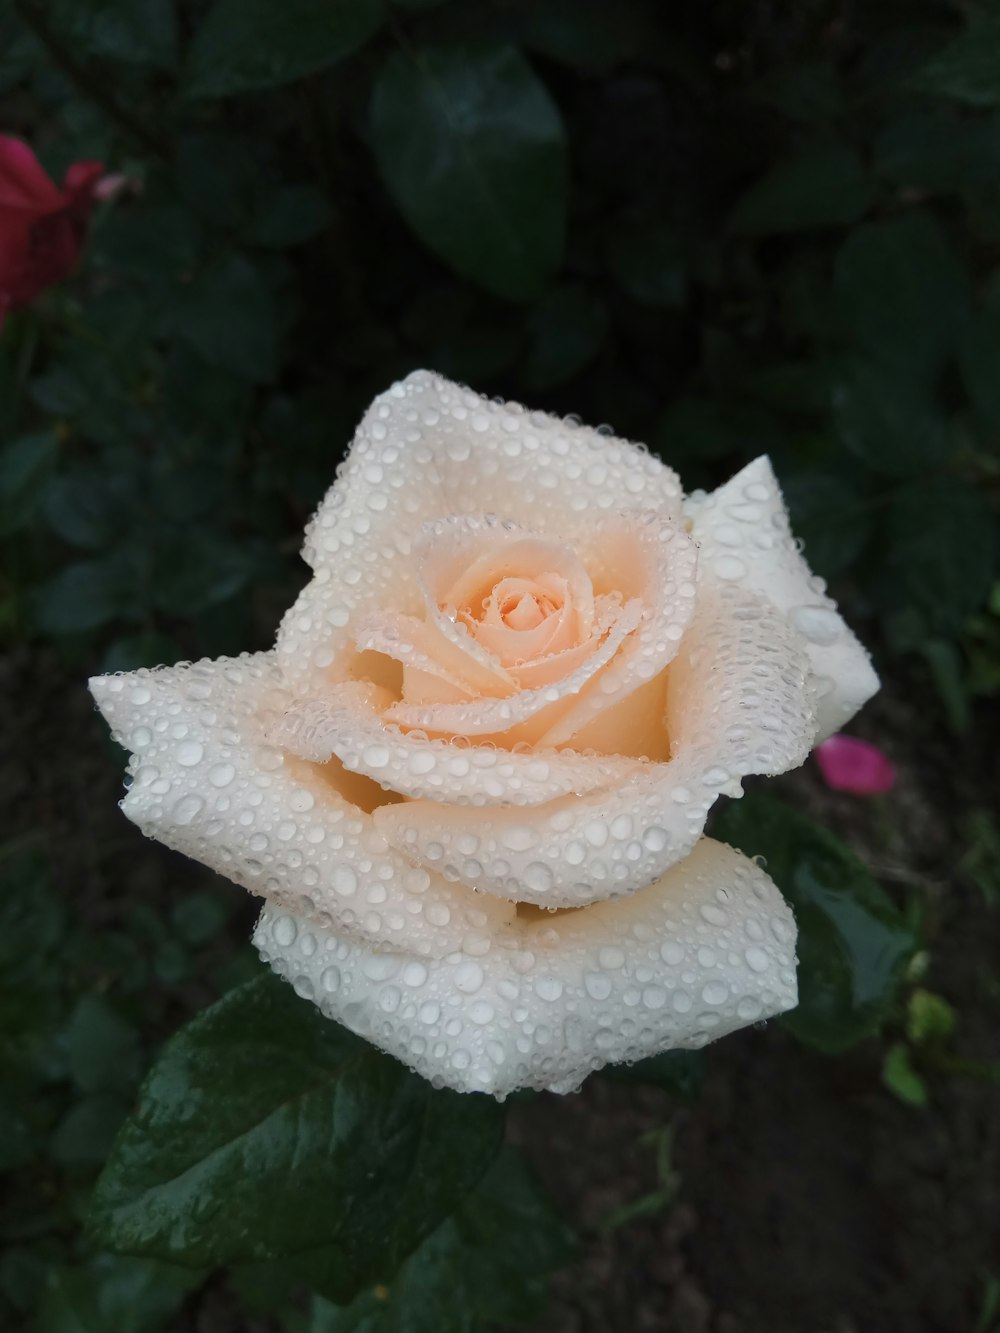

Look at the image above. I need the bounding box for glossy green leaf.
[293,1150,573,1333]
[879,475,998,633]
[834,212,969,380]
[914,12,1000,107]
[715,795,917,1052]
[731,141,871,235]
[0,433,59,537]
[183,0,383,98]
[369,42,567,301]
[89,973,505,1283]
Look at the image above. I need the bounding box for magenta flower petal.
[814,734,895,796]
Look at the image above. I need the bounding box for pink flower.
[814,734,895,796]
[0,135,104,326]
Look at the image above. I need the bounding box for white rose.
[90,371,878,1097]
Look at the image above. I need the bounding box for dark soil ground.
[5,648,999,1333]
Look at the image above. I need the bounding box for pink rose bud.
[814,734,895,796]
[0,135,105,327]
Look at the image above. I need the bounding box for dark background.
[1,1,998,1330]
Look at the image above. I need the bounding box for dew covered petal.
[684,455,878,741]
[252,837,798,1097]
[88,655,515,959]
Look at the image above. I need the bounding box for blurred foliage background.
[1,0,999,1330]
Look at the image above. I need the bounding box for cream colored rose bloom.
[90,371,878,1097]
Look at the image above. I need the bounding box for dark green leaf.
[33,555,141,634]
[36,1255,200,1333]
[171,255,278,382]
[602,1050,703,1101]
[520,284,606,389]
[607,222,686,308]
[715,795,917,1052]
[834,212,969,380]
[176,133,261,229]
[183,0,383,98]
[515,0,673,74]
[44,468,138,550]
[875,111,1000,195]
[914,12,1000,107]
[250,186,333,248]
[91,204,204,283]
[880,475,998,633]
[881,1043,927,1108]
[89,973,504,1282]
[48,0,177,69]
[0,432,59,537]
[960,297,1000,440]
[101,633,182,674]
[170,892,234,948]
[782,470,871,578]
[830,359,952,476]
[732,141,871,235]
[66,996,142,1096]
[50,1094,131,1170]
[753,63,842,123]
[295,1150,573,1332]
[369,42,567,301]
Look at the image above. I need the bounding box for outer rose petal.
[253,837,798,1097]
[684,455,878,741]
[374,581,814,907]
[0,135,65,213]
[269,681,647,806]
[276,371,683,690]
[88,656,515,959]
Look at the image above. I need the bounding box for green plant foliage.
[730,141,872,235]
[715,796,918,1052]
[89,973,505,1287]
[369,42,567,300]
[882,476,998,634]
[288,1151,574,1332]
[915,11,1000,107]
[183,0,384,98]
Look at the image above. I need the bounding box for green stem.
[13,0,170,161]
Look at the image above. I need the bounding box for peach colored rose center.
[341,516,678,763]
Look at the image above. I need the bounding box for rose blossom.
[0,135,104,327]
[90,372,879,1097]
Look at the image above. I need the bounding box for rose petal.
[269,680,647,806]
[814,734,895,795]
[684,455,879,741]
[253,836,798,1097]
[374,582,814,907]
[88,656,515,959]
[534,510,699,747]
[382,597,643,738]
[0,135,64,213]
[276,372,683,690]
